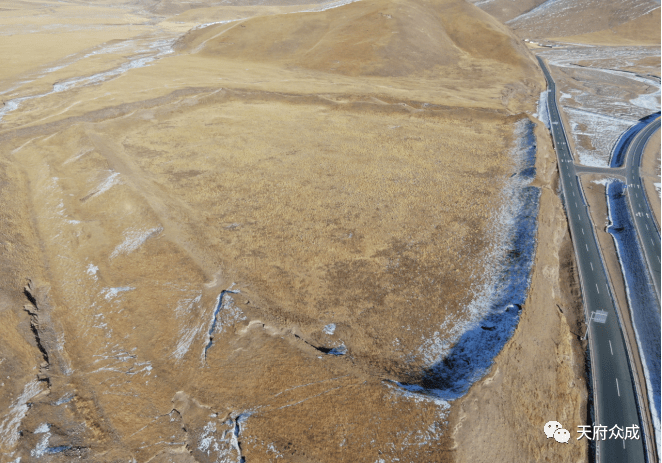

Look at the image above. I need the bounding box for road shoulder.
[640,126,661,230]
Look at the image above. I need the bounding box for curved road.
[624,117,661,304]
[537,57,649,463]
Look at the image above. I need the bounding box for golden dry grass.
[551,7,661,46]
[179,0,538,79]
[0,0,565,460]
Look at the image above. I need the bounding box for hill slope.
[553,7,661,46]
[467,0,547,24]
[177,0,539,79]
[504,0,659,40]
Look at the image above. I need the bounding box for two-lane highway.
[537,56,648,463]
[624,117,661,304]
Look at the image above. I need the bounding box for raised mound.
[177,0,538,78]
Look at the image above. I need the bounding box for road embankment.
[641,124,661,230]
[450,116,588,462]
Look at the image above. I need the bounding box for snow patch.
[31,432,50,458]
[102,286,135,300]
[606,181,660,448]
[196,413,250,463]
[192,19,238,31]
[0,380,47,450]
[34,423,50,434]
[414,119,540,399]
[53,393,73,406]
[630,90,661,112]
[0,36,175,123]
[591,178,616,186]
[110,226,163,259]
[63,147,93,165]
[172,294,204,360]
[203,289,245,360]
[53,39,175,93]
[299,0,362,13]
[535,90,550,129]
[86,171,122,199]
[564,107,635,167]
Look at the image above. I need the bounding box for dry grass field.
[0,0,595,461]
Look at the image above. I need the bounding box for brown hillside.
[466,0,547,23]
[505,0,659,40]
[554,7,661,46]
[177,0,539,78]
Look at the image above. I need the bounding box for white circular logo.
[554,428,570,443]
[544,421,563,438]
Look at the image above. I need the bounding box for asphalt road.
[537,57,648,463]
[623,117,661,304]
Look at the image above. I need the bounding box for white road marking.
[578,214,581,220]
[590,262,594,271]
[609,340,613,355]
[646,224,649,230]
[582,228,585,235]
[596,284,600,294]
[586,244,589,251]
[616,378,620,397]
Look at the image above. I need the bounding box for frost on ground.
[411,119,540,400]
[195,413,250,463]
[203,289,245,360]
[384,382,450,446]
[300,0,363,13]
[606,180,661,447]
[534,90,550,129]
[30,424,69,458]
[0,35,176,124]
[110,226,163,259]
[0,380,47,452]
[565,107,635,167]
[591,177,618,186]
[536,46,660,167]
[172,294,204,361]
[86,171,122,200]
[537,46,660,72]
[323,323,336,335]
[102,286,135,300]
